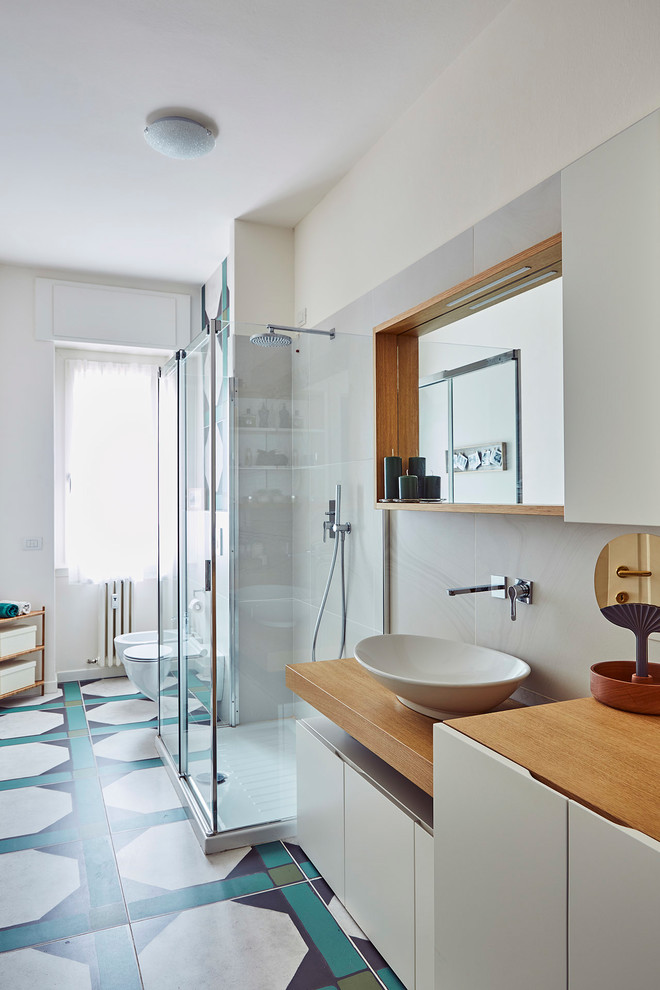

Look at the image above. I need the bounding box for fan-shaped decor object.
[592,533,660,713]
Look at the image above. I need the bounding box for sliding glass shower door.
[158,323,232,833]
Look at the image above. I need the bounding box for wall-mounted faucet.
[508,579,533,621]
[447,575,533,620]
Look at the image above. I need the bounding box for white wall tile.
[390,510,476,643]
[473,515,660,701]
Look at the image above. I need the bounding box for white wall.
[291,0,660,704]
[295,0,660,326]
[0,267,56,689]
[230,220,294,327]
[0,263,200,687]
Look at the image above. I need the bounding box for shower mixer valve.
[323,499,351,540]
[323,500,336,541]
[313,485,352,661]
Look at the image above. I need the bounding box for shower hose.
[311,484,350,661]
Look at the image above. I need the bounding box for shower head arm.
[266,324,335,340]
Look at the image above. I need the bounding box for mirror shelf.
[373,234,563,516]
[377,502,563,516]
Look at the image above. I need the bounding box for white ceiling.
[1,0,510,285]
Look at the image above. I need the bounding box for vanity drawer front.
[344,763,415,989]
[434,726,567,990]
[296,721,345,901]
[569,801,660,990]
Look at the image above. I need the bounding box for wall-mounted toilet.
[114,630,173,701]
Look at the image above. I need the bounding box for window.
[63,358,159,583]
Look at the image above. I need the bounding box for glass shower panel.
[158,356,180,763]
[179,330,216,828]
[159,321,379,844]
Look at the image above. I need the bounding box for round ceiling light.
[143,116,216,159]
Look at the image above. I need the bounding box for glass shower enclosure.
[157,319,377,850]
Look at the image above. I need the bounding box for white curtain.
[64,359,158,583]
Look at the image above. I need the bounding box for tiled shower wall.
[291,330,382,665]
[311,172,660,703]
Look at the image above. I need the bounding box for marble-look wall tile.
[473,173,561,273]
[307,460,382,635]
[473,514,660,701]
[390,510,476,643]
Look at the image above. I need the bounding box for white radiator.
[98,579,133,666]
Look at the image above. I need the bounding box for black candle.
[424,476,441,499]
[408,456,426,479]
[398,474,419,499]
[408,457,426,496]
[384,456,402,500]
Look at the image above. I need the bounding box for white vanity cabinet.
[435,721,660,990]
[295,717,346,901]
[568,801,660,990]
[434,726,567,990]
[562,107,660,525]
[344,763,416,987]
[296,716,434,990]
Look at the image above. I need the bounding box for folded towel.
[0,603,19,618]
[0,600,31,616]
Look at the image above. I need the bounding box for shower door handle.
[205,560,212,592]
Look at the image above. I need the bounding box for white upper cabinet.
[562,109,660,524]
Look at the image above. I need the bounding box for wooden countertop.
[286,658,435,795]
[446,698,660,843]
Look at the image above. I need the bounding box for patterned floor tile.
[101,765,187,832]
[0,709,65,739]
[0,836,127,952]
[0,925,141,990]
[0,681,397,990]
[0,705,87,739]
[81,677,140,699]
[312,877,389,976]
[0,778,108,852]
[0,739,73,785]
[134,896,308,990]
[115,826,307,921]
[285,839,321,879]
[92,727,159,766]
[85,699,157,726]
[0,689,63,709]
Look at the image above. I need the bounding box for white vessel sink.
[354,634,531,718]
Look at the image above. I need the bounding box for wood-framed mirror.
[373,233,564,515]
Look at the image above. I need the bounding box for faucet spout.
[447,582,506,596]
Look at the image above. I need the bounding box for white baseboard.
[58,664,126,683]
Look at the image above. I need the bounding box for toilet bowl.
[114,630,174,701]
[114,630,214,702]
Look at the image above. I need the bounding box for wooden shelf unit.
[0,608,45,701]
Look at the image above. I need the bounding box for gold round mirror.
[595,532,660,608]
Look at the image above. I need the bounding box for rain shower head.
[250,328,292,348]
[250,324,336,348]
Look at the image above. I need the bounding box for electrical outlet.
[23,537,43,551]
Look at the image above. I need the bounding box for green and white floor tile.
[0,677,407,989]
